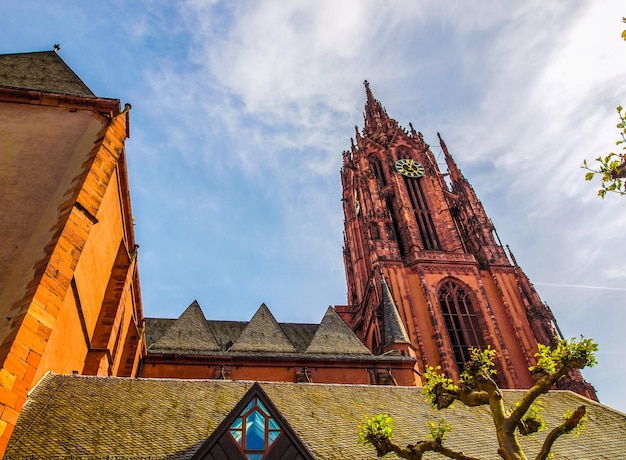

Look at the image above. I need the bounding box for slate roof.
[0,51,95,97]
[305,307,371,354]
[228,304,297,353]
[6,373,626,459]
[146,302,388,360]
[149,301,221,354]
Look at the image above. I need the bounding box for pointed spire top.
[380,273,411,347]
[438,132,464,183]
[364,80,374,105]
[362,80,391,137]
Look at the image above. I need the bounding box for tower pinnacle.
[362,80,392,137]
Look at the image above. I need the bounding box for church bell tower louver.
[335,82,596,398]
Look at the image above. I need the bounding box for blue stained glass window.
[232,417,243,429]
[229,397,282,458]
[256,399,269,415]
[268,430,280,444]
[230,429,242,445]
[245,410,266,450]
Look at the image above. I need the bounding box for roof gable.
[149,301,220,354]
[0,51,95,97]
[229,304,296,353]
[305,307,371,355]
[192,382,313,460]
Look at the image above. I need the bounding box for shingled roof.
[6,373,626,459]
[149,301,221,354]
[145,302,384,359]
[305,307,371,354]
[229,304,297,353]
[0,51,95,97]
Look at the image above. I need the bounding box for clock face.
[395,159,425,178]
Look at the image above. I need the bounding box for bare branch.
[369,438,483,460]
[535,406,586,460]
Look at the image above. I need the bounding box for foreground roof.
[0,51,95,97]
[6,373,625,459]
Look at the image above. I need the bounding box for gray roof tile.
[6,373,626,459]
[306,307,371,355]
[224,304,296,353]
[149,301,220,354]
[0,51,95,97]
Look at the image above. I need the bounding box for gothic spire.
[438,132,464,183]
[380,273,411,347]
[362,80,392,137]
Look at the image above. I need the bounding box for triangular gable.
[0,50,95,97]
[305,307,371,355]
[192,382,313,460]
[229,304,296,353]
[149,301,221,353]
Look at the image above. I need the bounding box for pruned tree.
[582,17,626,198]
[358,337,597,460]
[583,105,626,197]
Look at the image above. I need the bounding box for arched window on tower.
[404,176,440,250]
[438,279,486,372]
[370,158,387,187]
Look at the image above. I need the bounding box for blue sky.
[2,1,625,413]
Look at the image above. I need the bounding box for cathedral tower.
[336,82,595,397]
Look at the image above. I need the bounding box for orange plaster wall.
[108,285,140,376]
[0,97,137,454]
[31,171,128,383]
[32,286,89,383]
[73,172,124,340]
[0,106,109,347]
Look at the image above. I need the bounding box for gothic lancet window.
[229,397,282,459]
[386,197,407,256]
[370,158,387,187]
[438,279,486,372]
[404,176,440,250]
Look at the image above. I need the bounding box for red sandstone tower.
[336,82,596,398]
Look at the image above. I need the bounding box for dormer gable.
[192,382,313,460]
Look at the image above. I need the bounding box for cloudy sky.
[2,1,625,412]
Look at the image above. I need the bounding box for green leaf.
[585,172,595,181]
